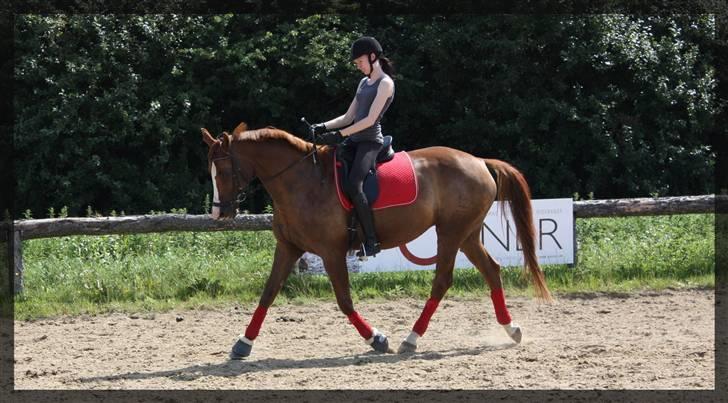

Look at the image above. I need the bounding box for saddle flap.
[337,156,380,206]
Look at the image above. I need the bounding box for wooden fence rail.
[3,195,717,294]
[13,214,274,240]
[572,195,715,218]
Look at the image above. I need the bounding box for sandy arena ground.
[13,288,714,390]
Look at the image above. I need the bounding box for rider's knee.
[345,181,363,198]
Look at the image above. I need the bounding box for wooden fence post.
[13,231,23,294]
[1,226,9,298]
[569,219,578,268]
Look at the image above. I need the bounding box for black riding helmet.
[350,36,383,78]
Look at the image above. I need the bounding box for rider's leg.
[348,140,382,257]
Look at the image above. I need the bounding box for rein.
[256,147,317,183]
[211,146,317,209]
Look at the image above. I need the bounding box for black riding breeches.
[346,140,382,197]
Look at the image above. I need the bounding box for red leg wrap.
[490,288,512,325]
[244,305,268,340]
[347,311,374,340]
[412,298,440,336]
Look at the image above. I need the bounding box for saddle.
[334,136,395,205]
[333,136,418,253]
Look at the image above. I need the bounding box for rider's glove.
[311,123,327,136]
[318,130,344,146]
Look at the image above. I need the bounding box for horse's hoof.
[509,326,522,344]
[370,333,390,353]
[397,340,417,354]
[229,339,253,359]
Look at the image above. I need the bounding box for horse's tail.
[483,159,553,302]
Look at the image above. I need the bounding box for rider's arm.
[322,98,358,130]
[339,78,394,137]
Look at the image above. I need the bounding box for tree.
[13,15,716,217]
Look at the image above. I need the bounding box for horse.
[201,121,552,358]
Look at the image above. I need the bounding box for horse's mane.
[235,127,310,153]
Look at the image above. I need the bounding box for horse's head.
[201,122,254,220]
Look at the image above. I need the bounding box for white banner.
[297,198,573,274]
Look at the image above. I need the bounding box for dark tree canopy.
[13,15,717,217]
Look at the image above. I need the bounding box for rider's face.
[353,54,372,75]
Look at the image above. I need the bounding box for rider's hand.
[318,130,344,145]
[311,123,327,136]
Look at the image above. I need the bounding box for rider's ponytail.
[379,56,395,77]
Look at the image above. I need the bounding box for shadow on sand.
[78,342,517,383]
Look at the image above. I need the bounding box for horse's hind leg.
[397,231,460,354]
[230,241,302,359]
[459,229,522,343]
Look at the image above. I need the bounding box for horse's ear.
[221,131,231,146]
[232,122,248,136]
[201,128,217,146]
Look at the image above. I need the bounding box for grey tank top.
[351,76,394,143]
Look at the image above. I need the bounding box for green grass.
[14,214,715,320]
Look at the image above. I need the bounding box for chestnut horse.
[201,122,552,359]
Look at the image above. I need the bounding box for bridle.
[210,152,245,210]
[210,140,317,211]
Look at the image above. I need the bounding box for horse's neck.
[248,139,324,202]
[254,139,309,173]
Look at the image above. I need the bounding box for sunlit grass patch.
[15,214,714,319]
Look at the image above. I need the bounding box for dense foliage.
[14,15,717,217]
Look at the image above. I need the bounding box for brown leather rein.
[211,146,317,210]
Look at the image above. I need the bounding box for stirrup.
[357,241,381,260]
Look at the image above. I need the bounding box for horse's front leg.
[230,241,302,359]
[322,254,392,353]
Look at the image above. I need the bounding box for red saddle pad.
[334,151,418,211]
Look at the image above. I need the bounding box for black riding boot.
[352,193,381,257]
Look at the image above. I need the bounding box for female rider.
[313,36,395,257]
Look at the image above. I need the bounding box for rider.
[313,36,395,257]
